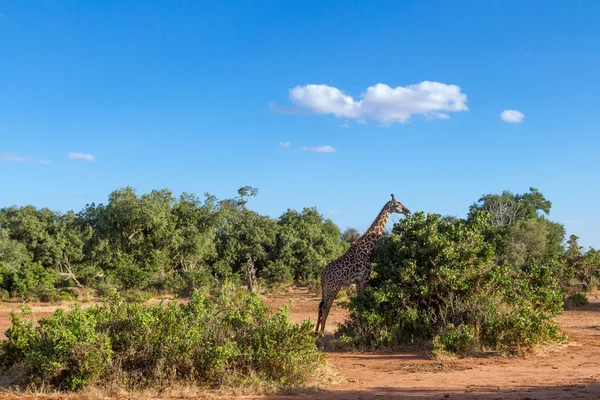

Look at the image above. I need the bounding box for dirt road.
[262,288,600,399]
[1,289,600,399]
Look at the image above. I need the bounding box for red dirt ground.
[259,288,600,400]
[2,289,600,399]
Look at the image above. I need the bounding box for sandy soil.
[260,288,600,400]
[2,289,600,399]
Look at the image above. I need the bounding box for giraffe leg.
[356,281,366,295]
[319,298,335,333]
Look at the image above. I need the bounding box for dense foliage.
[0,284,323,390]
[338,188,598,354]
[0,186,347,299]
[1,185,599,362]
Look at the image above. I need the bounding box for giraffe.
[315,194,411,333]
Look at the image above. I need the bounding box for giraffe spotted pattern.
[315,194,411,333]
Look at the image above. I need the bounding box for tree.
[214,198,278,280]
[565,235,597,291]
[0,228,31,267]
[171,192,219,270]
[469,187,551,227]
[341,228,361,244]
[236,186,259,209]
[275,208,347,281]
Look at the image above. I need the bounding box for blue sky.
[1,1,599,248]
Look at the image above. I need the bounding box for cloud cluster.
[500,110,525,123]
[278,81,468,124]
[1,153,51,164]
[278,142,336,153]
[67,152,95,162]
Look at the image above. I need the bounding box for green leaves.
[275,207,347,281]
[339,208,564,354]
[0,284,322,390]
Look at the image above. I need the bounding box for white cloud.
[1,152,51,164]
[500,109,525,123]
[299,145,336,153]
[278,142,336,153]
[277,81,468,124]
[67,152,95,162]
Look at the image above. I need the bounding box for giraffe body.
[315,194,411,333]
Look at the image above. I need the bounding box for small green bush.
[432,324,476,355]
[39,289,78,303]
[564,292,588,308]
[0,283,323,391]
[121,289,152,303]
[113,262,149,290]
[155,266,213,297]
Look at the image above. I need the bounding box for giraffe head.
[388,194,411,216]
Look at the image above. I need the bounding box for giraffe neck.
[353,203,392,254]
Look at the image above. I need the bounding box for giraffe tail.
[315,300,324,333]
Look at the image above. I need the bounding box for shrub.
[0,283,323,391]
[112,262,149,290]
[0,304,112,390]
[337,212,564,354]
[261,261,294,287]
[564,292,588,308]
[432,324,476,356]
[155,266,213,297]
[0,262,55,299]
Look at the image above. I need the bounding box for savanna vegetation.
[1,186,599,392]
[0,186,347,300]
[0,283,321,391]
[337,188,600,354]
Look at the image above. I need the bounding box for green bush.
[337,212,564,354]
[121,289,152,303]
[155,266,213,297]
[39,289,78,303]
[261,261,294,287]
[112,262,149,290]
[564,292,588,308]
[0,283,323,391]
[432,324,476,355]
[0,262,56,299]
[0,304,112,390]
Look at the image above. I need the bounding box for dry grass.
[0,363,343,400]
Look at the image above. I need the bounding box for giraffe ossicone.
[315,194,411,333]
